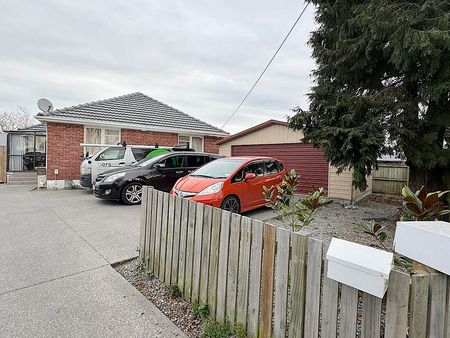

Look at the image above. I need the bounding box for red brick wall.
[46,125,223,181]
[47,122,84,180]
[204,136,222,153]
[121,129,178,147]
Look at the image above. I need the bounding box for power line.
[220,2,310,130]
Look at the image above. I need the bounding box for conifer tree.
[289,0,450,190]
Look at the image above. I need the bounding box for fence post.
[216,210,231,323]
[384,270,410,338]
[273,228,290,337]
[259,223,276,338]
[410,274,430,338]
[139,186,149,263]
[303,238,323,338]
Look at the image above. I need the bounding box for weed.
[202,319,232,338]
[233,322,246,338]
[169,284,182,299]
[191,302,210,320]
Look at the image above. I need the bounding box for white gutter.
[35,115,229,137]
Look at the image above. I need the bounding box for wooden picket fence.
[139,187,450,338]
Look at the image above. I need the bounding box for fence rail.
[372,163,409,194]
[139,187,450,338]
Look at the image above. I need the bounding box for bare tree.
[0,107,37,132]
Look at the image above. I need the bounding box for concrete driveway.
[0,185,185,337]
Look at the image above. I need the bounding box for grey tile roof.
[37,92,228,135]
[9,123,46,134]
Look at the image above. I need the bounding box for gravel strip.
[115,259,203,338]
[268,194,402,250]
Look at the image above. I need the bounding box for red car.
[171,156,286,213]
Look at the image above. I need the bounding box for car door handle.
[176,171,184,174]
[118,162,125,165]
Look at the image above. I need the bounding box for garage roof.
[216,119,289,145]
[36,92,228,136]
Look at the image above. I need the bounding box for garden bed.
[267,193,402,250]
[115,259,203,338]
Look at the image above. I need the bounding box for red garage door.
[231,143,329,194]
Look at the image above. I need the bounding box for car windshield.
[134,154,168,167]
[190,159,246,179]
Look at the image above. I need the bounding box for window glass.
[160,155,184,168]
[96,147,125,161]
[192,158,245,179]
[192,137,203,152]
[178,135,190,148]
[277,161,284,171]
[265,160,280,175]
[105,129,120,145]
[186,155,206,167]
[85,128,102,156]
[244,162,265,177]
[131,148,154,161]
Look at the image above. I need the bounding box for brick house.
[35,92,228,188]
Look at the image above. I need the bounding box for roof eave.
[216,119,289,145]
[35,115,229,137]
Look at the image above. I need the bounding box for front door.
[242,161,266,208]
[153,154,186,192]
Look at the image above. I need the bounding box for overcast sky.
[0,0,316,134]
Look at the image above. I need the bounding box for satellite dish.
[37,98,53,113]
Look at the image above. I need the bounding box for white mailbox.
[326,238,393,298]
[395,221,450,275]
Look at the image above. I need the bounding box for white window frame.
[84,126,121,145]
[178,134,204,152]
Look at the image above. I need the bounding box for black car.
[93,152,222,205]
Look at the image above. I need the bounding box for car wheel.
[221,195,240,214]
[121,182,143,205]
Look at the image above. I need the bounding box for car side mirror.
[155,163,166,170]
[244,173,256,180]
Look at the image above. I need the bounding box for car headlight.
[81,167,91,175]
[197,182,224,196]
[104,172,126,183]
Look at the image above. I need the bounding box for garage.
[217,119,372,201]
[231,143,329,194]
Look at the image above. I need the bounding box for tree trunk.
[408,166,445,192]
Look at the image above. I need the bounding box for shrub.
[263,169,327,231]
[401,185,450,221]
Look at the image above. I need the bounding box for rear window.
[160,155,184,168]
[131,148,154,161]
[186,155,207,167]
[265,160,281,175]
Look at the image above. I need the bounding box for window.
[186,155,207,167]
[265,160,280,175]
[244,162,265,177]
[96,147,125,161]
[232,161,264,183]
[105,129,120,144]
[131,148,155,162]
[159,155,184,168]
[178,135,204,152]
[84,127,120,156]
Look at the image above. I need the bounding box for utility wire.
[220,2,310,130]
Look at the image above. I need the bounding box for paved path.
[0,185,185,337]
